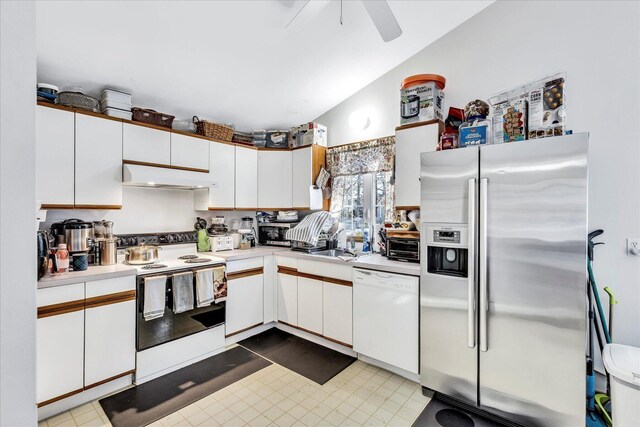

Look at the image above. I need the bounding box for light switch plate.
[627,238,640,255]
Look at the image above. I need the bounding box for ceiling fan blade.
[285,0,331,32]
[361,0,402,42]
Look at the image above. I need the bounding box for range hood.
[123,164,214,190]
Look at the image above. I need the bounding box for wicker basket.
[55,92,99,112]
[132,108,175,128]
[193,116,234,142]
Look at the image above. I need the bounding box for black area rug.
[239,328,356,385]
[99,346,271,427]
[413,397,506,427]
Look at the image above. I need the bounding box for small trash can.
[602,343,640,426]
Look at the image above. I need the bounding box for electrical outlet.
[627,238,640,256]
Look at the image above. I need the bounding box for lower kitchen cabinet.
[225,271,264,336]
[297,276,323,335]
[277,271,298,326]
[36,276,136,407]
[84,277,136,387]
[323,280,353,346]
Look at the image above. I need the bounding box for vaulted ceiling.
[36,1,492,130]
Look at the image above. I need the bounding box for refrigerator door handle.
[467,178,476,348]
[479,178,488,352]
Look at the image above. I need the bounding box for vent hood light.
[123,164,213,190]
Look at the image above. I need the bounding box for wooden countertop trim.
[208,207,236,211]
[37,299,85,319]
[227,267,264,281]
[73,204,123,210]
[395,119,444,132]
[122,159,209,174]
[297,271,324,282]
[40,204,75,210]
[322,277,353,287]
[277,266,298,276]
[85,290,136,309]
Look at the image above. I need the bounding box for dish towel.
[143,275,167,321]
[195,268,215,308]
[213,266,227,303]
[285,211,335,246]
[172,271,194,314]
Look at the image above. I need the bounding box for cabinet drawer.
[277,256,298,269]
[227,257,263,274]
[37,283,85,308]
[123,123,171,166]
[171,133,210,171]
[298,259,352,282]
[85,276,135,298]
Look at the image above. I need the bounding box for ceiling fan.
[285,0,403,42]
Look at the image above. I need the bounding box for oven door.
[136,269,226,351]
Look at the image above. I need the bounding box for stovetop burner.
[142,264,168,270]
[184,258,211,264]
[178,255,198,260]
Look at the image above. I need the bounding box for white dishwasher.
[353,268,419,374]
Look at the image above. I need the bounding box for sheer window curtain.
[327,136,395,226]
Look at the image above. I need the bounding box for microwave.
[257,222,298,247]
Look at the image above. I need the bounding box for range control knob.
[177,234,184,243]
[166,234,174,243]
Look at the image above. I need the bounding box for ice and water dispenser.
[424,224,468,278]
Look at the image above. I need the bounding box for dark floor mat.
[413,397,507,427]
[99,346,271,427]
[239,328,356,385]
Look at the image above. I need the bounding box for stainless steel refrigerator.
[419,133,588,427]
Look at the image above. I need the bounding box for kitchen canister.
[71,252,89,271]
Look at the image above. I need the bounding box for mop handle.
[604,286,617,341]
[588,261,611,344]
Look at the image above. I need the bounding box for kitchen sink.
[312,249,357,258]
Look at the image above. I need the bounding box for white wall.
[1,1,37,425]
[43,187,255,235]
[315,0,640,349]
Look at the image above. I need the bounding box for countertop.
[208,246,420,277]
[38,263,137,289]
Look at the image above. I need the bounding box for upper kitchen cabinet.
[235,145,258,209]
[170,132,210,172]
[258,150,293,210]
[75,113,123,208]
[292,145,327,210]
[123,122,171,166]
[36,105,75,208]
[194,141,235,210]
[394,121,443,210]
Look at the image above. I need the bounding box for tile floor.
[39,358,430,427]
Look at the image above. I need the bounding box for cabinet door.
[209,142,235,209]
[292,147,312,209]
[235,146,258,209]
[84,277,136,387]
[226,273,264,336]
[36,283,85,405]
[323,281,353,346]
[257,150,293,209]
[277,272,298,326]
[171,133,210,171]
[394,122,441,209]
[297,276,323,335]
[36,105,75,207]
[123,123,171,166]
[75,113,123,208]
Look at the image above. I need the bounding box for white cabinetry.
[297,276,323,335]
[292,145,326,210]
[258,150,293,209]
[171,132,210,171]
[36,284,85,405]
[277,270,298,326]
[36,105,75,207]
[207,142,235,209]
[84,277,136,387]
[226,271,264,336]
[323,281,353,346]
[75,113,123,208]
[394,122,441,209]
[235,146,258,209]
[123,122,171,166]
